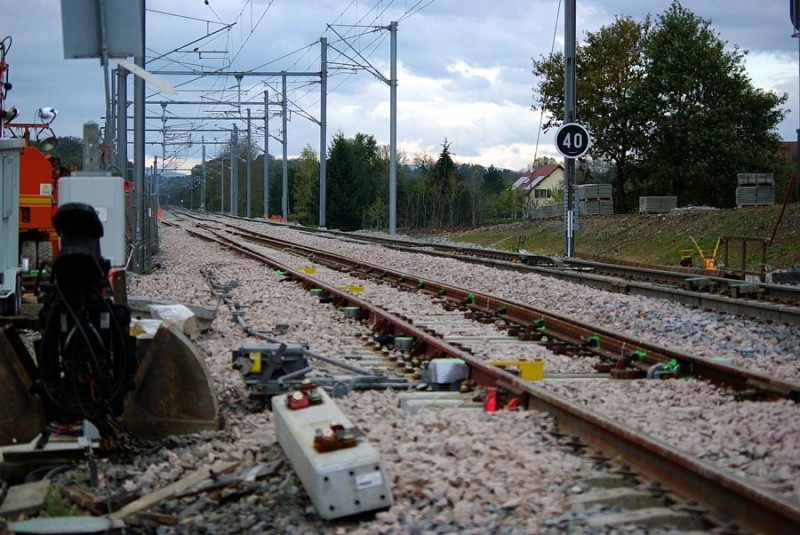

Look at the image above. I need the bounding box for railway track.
[164,213,800,534]
[201,212,800,325]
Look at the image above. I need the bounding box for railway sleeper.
[729,283,765,299]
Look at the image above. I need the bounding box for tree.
[635,1,787,207]
[532,2,788,210]
[533,16,650,212]
[52,136,84,170]
[483,165,505,195]
[290,145,319,225]
[326,132,387,231]
[431,140,460,226]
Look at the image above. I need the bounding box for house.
[512,164,564,205]
[779,141,797,167]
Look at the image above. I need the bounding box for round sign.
[555,123,591,158]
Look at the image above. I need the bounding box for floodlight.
[1,105,19,123]
[37,128,58,151]
[37,107,58,122]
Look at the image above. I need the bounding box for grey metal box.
[58,175,126,267]
[272,388,393,520]
[0,139,23,296]
[61,0,143,59]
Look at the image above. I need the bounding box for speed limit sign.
[555,123,591,158]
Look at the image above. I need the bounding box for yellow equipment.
[673,236,720,270]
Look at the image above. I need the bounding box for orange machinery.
[17,139,69,270]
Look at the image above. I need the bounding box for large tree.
[290,145,319,225]
[533,16,650,212]
[533,1,787,210]
[326,132,386,231]
[635,1,787,207]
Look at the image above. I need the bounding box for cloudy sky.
[2,0,797,172]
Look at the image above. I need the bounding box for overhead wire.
[143,0,434,169]
[531,0,562,169]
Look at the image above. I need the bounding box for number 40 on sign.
[555,123,591,158]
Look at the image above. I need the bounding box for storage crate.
[579,199,613,215]
[578,183,612,200]
[736,173,774,186]
[639,196,677,214]
[735,186,775,207]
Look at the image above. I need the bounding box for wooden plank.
[60,485,140,515]
[113,460,238,519]
[0,479,49,518]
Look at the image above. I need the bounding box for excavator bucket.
[120,323,221,440]
[0,325,45,446]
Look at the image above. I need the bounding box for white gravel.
[113,216,800,533]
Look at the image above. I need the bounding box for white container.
[0,139,23,299]
[58,174,126,267]
[272,387,393,519]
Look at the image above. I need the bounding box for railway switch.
[272,386,393,520]
[232,342,311,397]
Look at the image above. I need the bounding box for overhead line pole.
[264,89,270,217]
[282,73,288,220]
[319,37,328,228]
[133,0,147,272]
[246,108,252,218]
[201,137,206,210]
[389,21,398,235]
[563,0,577,257]
[231,125,238,216]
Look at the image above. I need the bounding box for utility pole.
[282,72,288,220]
[231,125,238,216]
[246,108,252,218]
[201,137,206,210]
[220,156,225,214]
[115,67,127,177]
[133,0,147,272]
[389,21,398,235]
[319,37,328,228]
[563,0,577,257]
[264,90,270,217]
[793,0,800,194]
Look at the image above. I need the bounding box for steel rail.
[173,218,800,535]
[214,223,800,402]
[284,220,800,322]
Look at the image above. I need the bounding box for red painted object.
[484,387,497,412]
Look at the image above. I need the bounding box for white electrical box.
[272,387,393,520]
[0,139,23,300]
[58,174,126,267]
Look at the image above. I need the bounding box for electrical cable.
[531,0,563,168]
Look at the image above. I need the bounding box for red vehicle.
[17,139,69,270]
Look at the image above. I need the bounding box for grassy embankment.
[432,204,800,272]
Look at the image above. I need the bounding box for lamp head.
[37,107,58,122]
[1,105,19,123]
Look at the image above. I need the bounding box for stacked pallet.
[639,196,678,214]
[578,184,613,215]
[530,203,562,219]
[736,173,775,208]
[735,173,774,207]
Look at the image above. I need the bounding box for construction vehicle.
[0,198,221,447]
[1,38,219,446]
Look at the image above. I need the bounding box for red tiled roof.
[514,164,562,191]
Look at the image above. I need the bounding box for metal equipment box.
[0,139,23,303]
[58,175,126,267]
[232,342,310,397]
[272,387,393,520]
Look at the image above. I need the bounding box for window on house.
[534,189,550,199]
